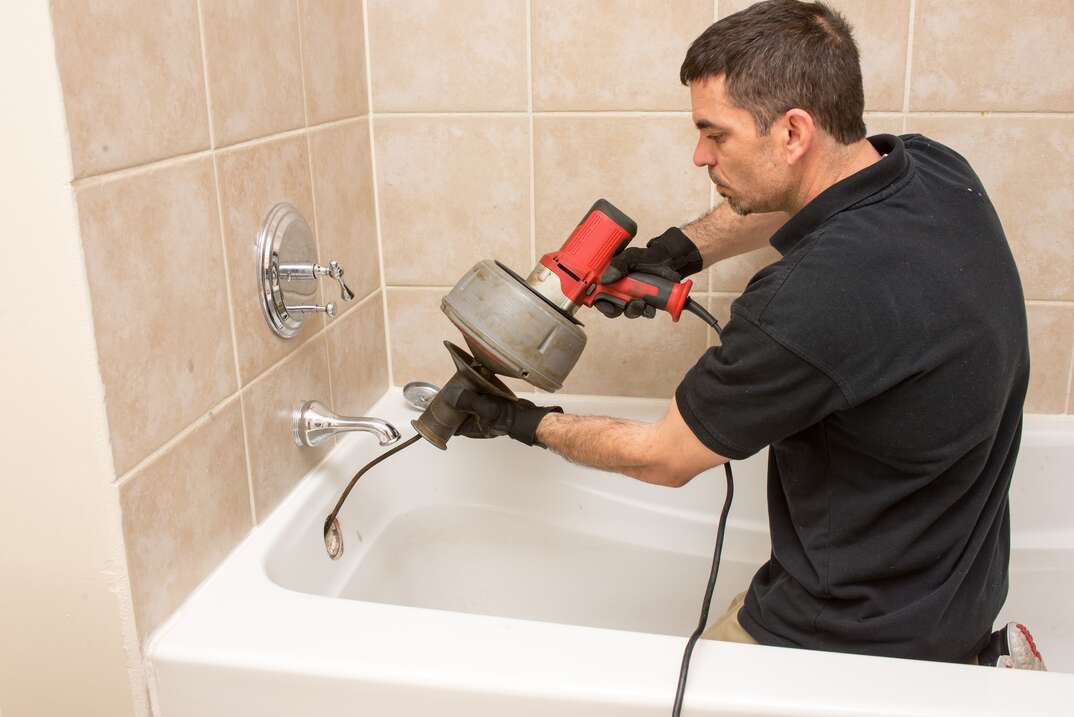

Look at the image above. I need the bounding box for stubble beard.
[710,169,753,216]
[715,184,753,216]
[724,194,752,216]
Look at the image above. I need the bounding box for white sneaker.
[978,622,1047,671]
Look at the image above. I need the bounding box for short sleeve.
[675,309,850,460]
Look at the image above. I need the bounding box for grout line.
[210,153,255,522]
[112,287,386,490]
[706,294,715,346]
[307,114,370,135]
[1025,299,1074,307]
[903,111,1074,119]
[194,0,216,149]
[196,0,256,525]
[373,110,694,118]
[72,149,213,188]
[236,393,258,525]
[713,0,719,21]
[385,284,455,291]
[70,126,309,188]
[66,107,1074,189]
[1065,337,1074,414]
[294,0,311,130]
[363,0,395,388]
[331,284,380,321]
[902,0,916,114]
[114,392,244,489]
[213,125,310,155]
[295,0,336,414]
[526,0,536,268]
[242,287,385,392]
[543,110,692,118]
[305,140,335,408]
[377,110,528,118]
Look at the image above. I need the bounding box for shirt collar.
[769,134,910,255]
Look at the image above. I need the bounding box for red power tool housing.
[532,199,694,321]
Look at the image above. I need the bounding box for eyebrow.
[694,118,726,131]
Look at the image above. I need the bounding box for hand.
[440,386,563,447]
[595,227,702,319]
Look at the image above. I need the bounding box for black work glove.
[441,385,563,447]
[595,227,703,319]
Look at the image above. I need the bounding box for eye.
[707,133,725,144]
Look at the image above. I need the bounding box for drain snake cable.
[323,433,422,545]
[324,297,732,717]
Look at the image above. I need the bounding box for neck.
[789,137,882,213]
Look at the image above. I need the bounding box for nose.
[693,136,714,168]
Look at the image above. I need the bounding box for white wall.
[0,4,143,716]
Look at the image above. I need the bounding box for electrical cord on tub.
[673,299,736,717]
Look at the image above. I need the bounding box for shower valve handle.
[277,260,355,302]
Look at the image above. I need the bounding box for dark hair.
[680,0,866,144]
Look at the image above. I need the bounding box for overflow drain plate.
[403,381,440,411]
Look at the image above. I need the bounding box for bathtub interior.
[263,392,1074,672]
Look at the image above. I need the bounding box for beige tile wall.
[373,0,1074,415]
[50,0,1074,656]
[52,0,388,644]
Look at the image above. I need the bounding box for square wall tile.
[532,0,710,111]
[327,292,390,417]
[534,116,710,289]
[216,134,321,385]
[709,239,781,293]
[707,293,736,347]
[200,0,305,146]
[77,157,237,475]
[242,336,333,520]
[120,399,251,640]
[376,117,530,285]
[386,288,530,393]
[720,0,910,112]
[903,117,1074,302]
[309,118,380,303]
[911,0,1074,112]
[299,0,369,125]
[562,302,708,397]
[368,0,527,111]
[1025,304,1074,414]
[51,0,210,177]
[865,114,904,137]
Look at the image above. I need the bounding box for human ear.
[781,109,815,165]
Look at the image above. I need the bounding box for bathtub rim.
[145,388,1074,716]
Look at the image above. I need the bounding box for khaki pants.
[701,592,981,664]
[700,591,758,644]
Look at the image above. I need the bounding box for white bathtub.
[147,389,1074,716]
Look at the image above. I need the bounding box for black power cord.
[672,299,736,717]
[327,297,733,716]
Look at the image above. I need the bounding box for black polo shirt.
[676,134,1029,662]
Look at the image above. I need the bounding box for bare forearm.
[536,412,682,487]
[681,203,788,267]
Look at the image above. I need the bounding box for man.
[443,0,1043,669]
